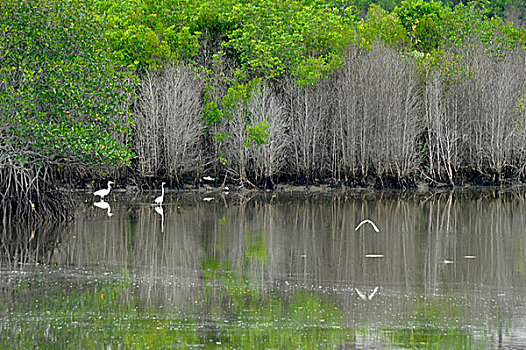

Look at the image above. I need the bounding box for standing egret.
[94,181,114,199]
[154,182,166,205]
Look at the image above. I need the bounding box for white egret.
[354,219,380,232]
[355,287,379,300]
[203,176,215,181]
[94,181,114,199]
[154,182,166,205]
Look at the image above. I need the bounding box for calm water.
[2,188,526,348]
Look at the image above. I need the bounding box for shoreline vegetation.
[1,0,526,221]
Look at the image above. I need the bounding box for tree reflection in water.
[0,221,68,268]
[1,189,526,348]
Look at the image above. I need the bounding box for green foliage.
[192,0,238,38]
[0,0,135,168]
[222,78,261,113]
[440,1,525,50]
[394,0,448,53]
[203,76,271,148]
[92,0,202,71]
[376,0,526,77]
[3,0,526,182]
[194,0,361,164]
[357,4,410,49]
[245,120,270,148]
[224,0,358,85]
[203,93,225,125]
[421,1,526,83]
[355,0,403,12]
[356,0,526,58]
[224,79,271,148]
[93,0,359,85]
[484,0,526,19]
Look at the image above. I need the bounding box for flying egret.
[355,287,379,300]
[94,181,114,199]
[154,182,166,205]
[354,219,380,232]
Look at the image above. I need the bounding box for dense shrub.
[0,0,134,219]
[0,0,135,167]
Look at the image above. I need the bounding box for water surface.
[2,188,526,348]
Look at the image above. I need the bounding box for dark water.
[2,188,526,348]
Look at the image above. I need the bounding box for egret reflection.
[355,287,379,300]
[94,200,113,217]
[365,254,384,258]
[155,205,164,232]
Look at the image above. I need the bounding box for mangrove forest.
[1,0,526,220]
